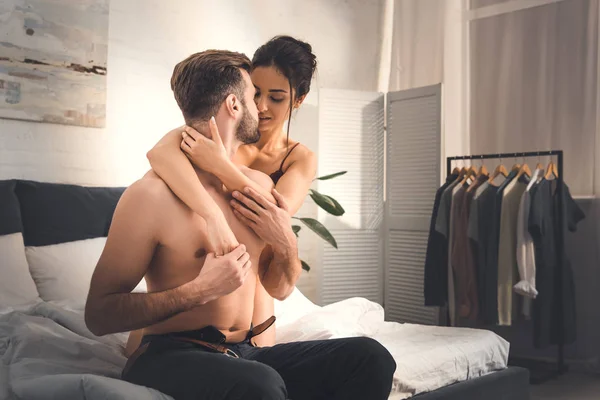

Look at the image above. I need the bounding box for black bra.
[268,143,301,185]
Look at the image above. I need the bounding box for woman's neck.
[255,125,287,152]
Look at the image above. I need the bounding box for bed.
[0,179,530,399]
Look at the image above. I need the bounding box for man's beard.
[236,103,260,145]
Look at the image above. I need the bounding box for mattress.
[410,366,530,400]
[374,321,509,398]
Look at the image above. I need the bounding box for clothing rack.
[446,150,566,382]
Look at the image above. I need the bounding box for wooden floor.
[530,372,600,400]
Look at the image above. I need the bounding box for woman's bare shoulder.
[286,142,316,167]
[234,144,258,166]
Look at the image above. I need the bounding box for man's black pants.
[122,328,396,400]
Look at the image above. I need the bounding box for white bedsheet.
[0,297,509,400]
[275,296,510,399]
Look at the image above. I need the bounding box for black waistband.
[142,325,229,346]
[140,316,275,347]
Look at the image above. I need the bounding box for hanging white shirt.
[514,169,544,317]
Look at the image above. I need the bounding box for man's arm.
[85,177,251,336]
[85,179,203,336]
[258,240,302,301]
[231,182,302,301]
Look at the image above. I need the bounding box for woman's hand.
[204,211,240,256]
[231,188,296,250]
[180,117,228,174]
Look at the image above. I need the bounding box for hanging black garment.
[528,179,584,348]
[424,173,459,306]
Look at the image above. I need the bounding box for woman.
[126,36,318,355]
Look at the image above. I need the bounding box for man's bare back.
[140,167,272,340]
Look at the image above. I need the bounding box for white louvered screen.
[385,84,441,325]
[317,89,385,306]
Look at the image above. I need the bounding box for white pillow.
[25,237,147,303]
[0,233,41,306]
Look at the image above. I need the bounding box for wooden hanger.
[459,159,468,175]
[454,162,467,182]
[516,162,531,180]
[467,164,477,177]
[477,161,489,178]
[488,159,508,183]
[545,158,559,179]
[511,160,521,172]
[466,159,486,192]
[459,162,476,185]
[449,160,463,182]
[533,152,542,170]
[451,159,460,175]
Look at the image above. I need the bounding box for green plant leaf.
[309,189,345,216]
[294,217,338,249]
[301,260,310,272]
[292,225,301,237]
[315,171,347,181]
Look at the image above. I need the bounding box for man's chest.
[157,194,264,263]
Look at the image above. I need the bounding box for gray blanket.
[0,301,172,400]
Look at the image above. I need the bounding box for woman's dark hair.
[252,35,317,145]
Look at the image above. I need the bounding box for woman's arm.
[271,147,317,215]
[146,127,238,254]
[181,121,276,204]
[147,126,221,219]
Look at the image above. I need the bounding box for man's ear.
[294,94,307,109]
[224,94,241,118]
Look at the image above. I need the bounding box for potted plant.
[292,171,346,271]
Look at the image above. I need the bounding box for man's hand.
[204,212,240,256]
[189,244,252,305]
[232,188,301,300]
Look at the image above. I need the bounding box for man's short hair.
[170,50,252,124]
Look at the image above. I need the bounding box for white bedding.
[274,294,510,399]
[0,295,509,400]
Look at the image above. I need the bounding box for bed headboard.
[13,180,125,246]
[0,180,23,236]
[0,180,127,306]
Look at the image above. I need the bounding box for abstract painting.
[0,0,109,128]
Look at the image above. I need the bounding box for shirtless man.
[85,50,396,400]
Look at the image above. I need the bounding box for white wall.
[388,0,470,169]
[0,0,384,185]
[0,0,384,302]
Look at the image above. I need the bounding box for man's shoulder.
[239,166,274,191]
[120,171,173,206]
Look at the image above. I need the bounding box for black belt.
[122,316,277,378]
